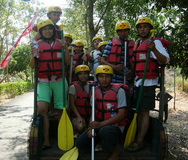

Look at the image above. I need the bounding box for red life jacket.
[133,38,171,79]
[107,37,135,66]
[71,81,91,118]
[38,39,63,79]
[95,83,129,126]
[133,39,159,79]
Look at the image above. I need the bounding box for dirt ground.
[164,90,188,160]
[164,69,188,160]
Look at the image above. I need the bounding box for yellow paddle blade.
[60,147,78,160]
[58,108,74,150]
[124,113,138,149]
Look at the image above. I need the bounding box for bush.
[177,77,188,92]
[0,81,33,98]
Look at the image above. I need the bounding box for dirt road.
[0,91,33,160]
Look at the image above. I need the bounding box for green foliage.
[7,45,32,81]
[0,80,33,98]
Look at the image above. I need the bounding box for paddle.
[124,29,157,148]
[60,146,78,160]
[59,83,97,160]
[58,25,74,151]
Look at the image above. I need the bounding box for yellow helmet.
[72,40,84,47]
[98,41,108,49]
[92,36,103,42]
[75,65,90,74]
[48,6,62,14]
[37,19,54,31]
[68,46,72,50]
[136,17,154,28]
[64,33,72,39]
[115,20,131,31]
[96,65,113,75]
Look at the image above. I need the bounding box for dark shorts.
[134,86,156,112]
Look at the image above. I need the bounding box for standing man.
[90,36,103,81]
[101,20,135,85]
[127,17,170,151]
[76,65,129,160]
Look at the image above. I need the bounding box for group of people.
[30,5,170,160]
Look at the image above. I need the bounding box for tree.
[7,45,31,81]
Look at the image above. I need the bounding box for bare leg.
[38,101,50,146]
[136,111,149,143]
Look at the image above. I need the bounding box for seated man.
[76,65,129,160]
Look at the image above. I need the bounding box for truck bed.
[39,117,167,160]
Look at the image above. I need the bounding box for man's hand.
[89,121,102,129]
[148,39,157,52]
[114,64,125,71]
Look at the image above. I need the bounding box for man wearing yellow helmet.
[90,36,103,81]
[69,65,91,134]
[76,65,129,160]
[30,19,70,150]
[101,20,135,85]
[127,17,170,152]
[70,40,92,81]
[33,6,62,40]
[64,33,73,46]
[98,41,108,55]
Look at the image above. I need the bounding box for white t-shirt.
[91,49,102,81]
[134,40,170,87]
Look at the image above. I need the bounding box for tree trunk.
[86,0,95,49]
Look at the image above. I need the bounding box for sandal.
[42,145,52,151]
[127,141,144,152]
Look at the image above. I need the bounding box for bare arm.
[89,108,126,129]
[100,56,124,71]
[69,94,82,119]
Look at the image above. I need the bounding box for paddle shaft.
[34,57,38,118]
[159,66,165,121]
[91,84,95,160]
[124,40,127,84]
[69,46,74,84]
[61,30,66,107]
